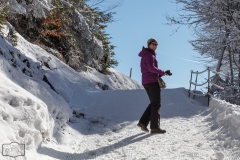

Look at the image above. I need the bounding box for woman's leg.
[139,103,151,126]
[144,82,161,129]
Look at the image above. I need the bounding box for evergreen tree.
[8,28,18,46]
[57,0,119,73]
[0,5,8,32]
[83,5,118,73]
[4,0,119,74]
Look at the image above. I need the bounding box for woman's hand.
[165,70,172,76]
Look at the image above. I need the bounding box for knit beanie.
[147,38,157,46]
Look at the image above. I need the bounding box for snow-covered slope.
[0,23,142,158]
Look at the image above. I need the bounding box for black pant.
[139,82,161,129]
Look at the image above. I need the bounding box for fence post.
[189,71,193,97]
[193,71,198,99]
[130,68,132,77]
[207,67,210,107]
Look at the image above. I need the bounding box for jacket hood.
[138,46,156,57]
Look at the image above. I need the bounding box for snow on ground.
[32,88,240,160]
[1,23,240,160]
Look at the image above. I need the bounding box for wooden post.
[207,67,210,107]
[130,68,132,77]
[193,71,198,99]
[188,71,193,97]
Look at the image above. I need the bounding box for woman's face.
[148,42,158,51]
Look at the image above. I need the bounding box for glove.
[165,70,172,76]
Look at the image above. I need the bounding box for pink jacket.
[139,47,165,85]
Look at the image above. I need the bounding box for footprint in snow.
[215,152,224,160]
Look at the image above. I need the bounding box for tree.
[41,9,66,39]
[7,28,18,46]
[86,6,118,73]
[65,0,119,73]
[166,0,240,104]
[4,0,120,74]
[0,4,8,32]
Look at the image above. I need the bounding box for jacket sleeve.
[145,54,165,76]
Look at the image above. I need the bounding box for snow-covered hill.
[1,23,240,160]
[0,24,141,159]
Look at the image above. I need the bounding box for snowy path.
[38,117,215,160]
[36,88,232,160]
[64,116,214,160]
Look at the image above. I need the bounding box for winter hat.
[147,38,157,46]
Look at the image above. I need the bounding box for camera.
[165,70,172,76]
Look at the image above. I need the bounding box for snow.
[1,24,240,160]
[5,0,52,18]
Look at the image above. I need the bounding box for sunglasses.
[151,43,158,46]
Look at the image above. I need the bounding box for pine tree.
[85,6,118,73]
[0,5,8,32]
[0,4,17,46]
[4,0,119,74]
[58,0,119,73]
[8,28,18,46]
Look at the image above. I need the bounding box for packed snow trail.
[34,87,237,160]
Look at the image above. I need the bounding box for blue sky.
[93,0,210,90]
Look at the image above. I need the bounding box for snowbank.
[0,70,52,151]
[0,26,71,155]
[209,98,240,138]
[202,98,240,157]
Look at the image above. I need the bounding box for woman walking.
[137,38,167,134]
